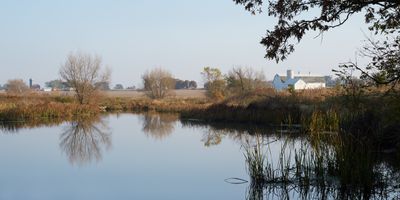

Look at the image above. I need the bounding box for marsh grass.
[182,116,399,199]
[0,94,100,122]
[0,102,99,121]
[182,87,400,153]
[100,97,210,113]
[244,137,266,186]
[243,133,400,200]
[181,88,331,125]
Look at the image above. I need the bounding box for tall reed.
[243,132,399,199]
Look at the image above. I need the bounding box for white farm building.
[273,70,326,90]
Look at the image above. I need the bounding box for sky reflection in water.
[0,114,250,200]
[0,113,398,200]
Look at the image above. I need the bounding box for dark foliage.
[233,0,400,62]
[334,35,400,87]
[45,79,71,90]
[114,84,124,90]
[175,79,197,89]
[95,81,110,91]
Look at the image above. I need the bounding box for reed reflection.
[182,120,400,199]
[140,112,179,140]
[59,117,111,166]
[243,134,400,200]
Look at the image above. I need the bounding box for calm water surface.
[0,113,398,200]
[0,113,257,200]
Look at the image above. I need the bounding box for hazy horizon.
[1,0,371,88]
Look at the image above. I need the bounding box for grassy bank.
[0,94,99,122]
[1,88,399,151]
[181,88,400,151]
[180,88,333,124]
[0,93,211,122]
[100,96,210,113]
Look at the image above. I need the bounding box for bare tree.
[60,52,111,104]
[5,79,30,95]
[142,68,175,99]
[226,67,266,94]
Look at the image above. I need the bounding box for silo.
[286,70,294,79]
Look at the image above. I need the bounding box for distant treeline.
[174,79,197,89]
[9,78,198,92]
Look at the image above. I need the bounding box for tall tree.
[60,52,111,104]
[226,67,266,94]
[142,68,175,99]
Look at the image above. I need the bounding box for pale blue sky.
[0,0,370,87]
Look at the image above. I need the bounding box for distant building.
[31,84,41,91]
[273,70,326,90]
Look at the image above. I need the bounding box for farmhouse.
[273,70,326,90]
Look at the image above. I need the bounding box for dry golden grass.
[105,89,207,98]
[0,90,210,122]
[19,89,207,99]
[0,93,99,122]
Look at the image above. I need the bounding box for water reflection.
[59,117,111,166]
[182,120,400,200]
[1,113,399,199]
[181,120,287,147]
[242,134,400,200]
[0,120,64,133]
[140,112,179,140]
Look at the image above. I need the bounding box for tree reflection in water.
[181,120,278,147]
[59,117,111,166]
[140,112,179,140]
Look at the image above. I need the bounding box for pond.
[0,113,398,200]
